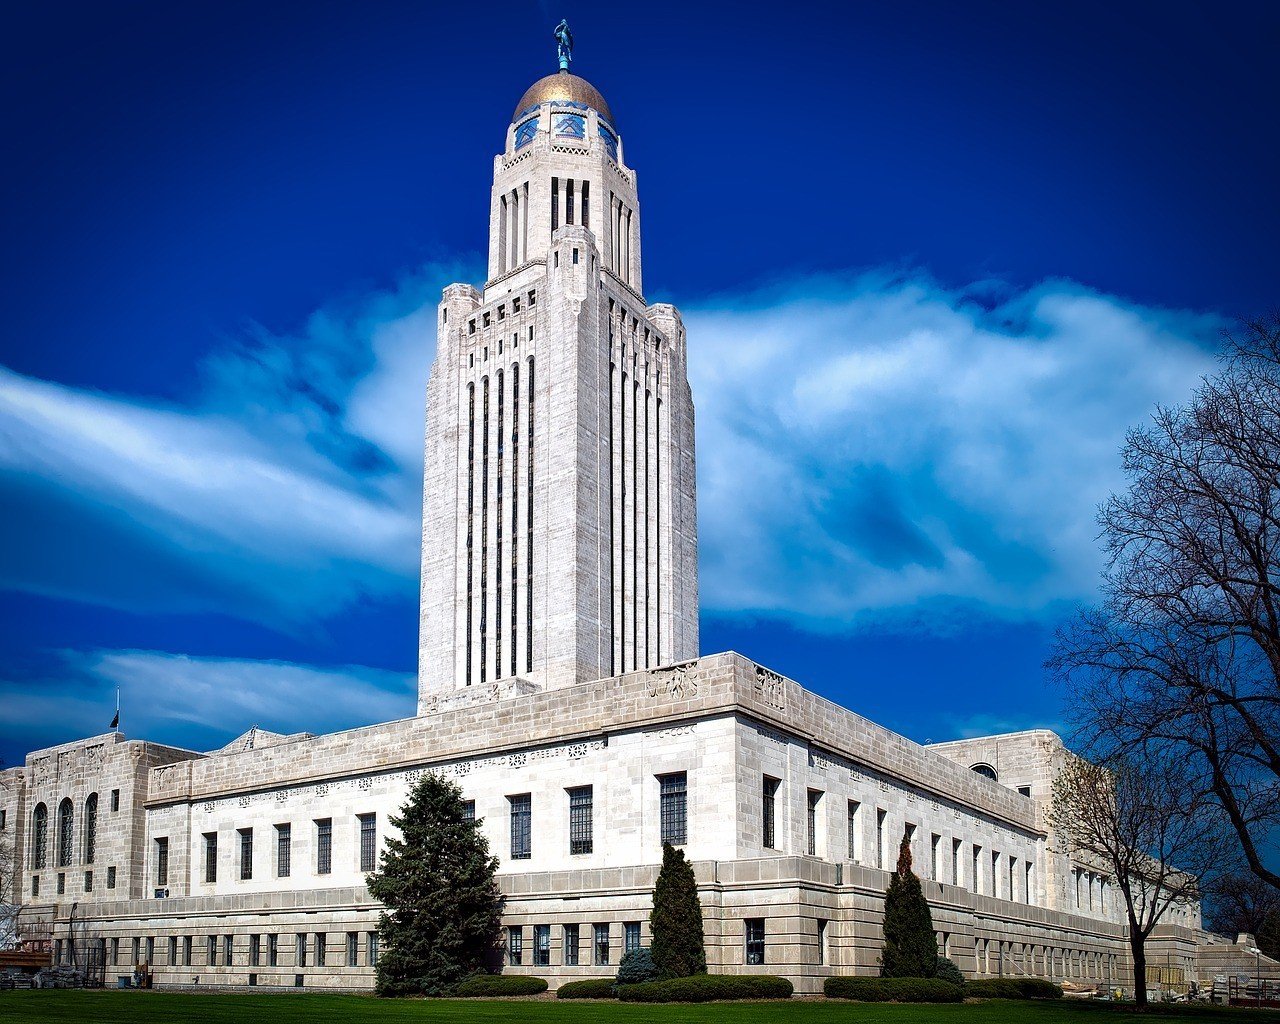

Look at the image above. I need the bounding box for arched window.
[57,798,74,868]
[32,803,48,869]
[84,793,99,865]
[970,762,998,782]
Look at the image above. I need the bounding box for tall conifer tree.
[366,773,505,995]
[880,830,939,978]
[649,842,707,978]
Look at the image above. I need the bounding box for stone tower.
[417,61,698,712]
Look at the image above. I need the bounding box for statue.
[555,19,573,71]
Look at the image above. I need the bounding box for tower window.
[566,179,575,225]
[483,312,490,328]
[762,776,779,850]
[581,180,590,226]
[551,177,559,231]
[658,772,687,845]
[572,248,579,265]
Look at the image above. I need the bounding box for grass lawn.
[3,992,1280,1024]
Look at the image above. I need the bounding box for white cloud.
[685,272,1222,629]
[0,264,1224,637]
[1,650,415,753]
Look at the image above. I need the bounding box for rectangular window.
[207,935,216,966]
[239,828,253,880]
[316,819,332,874]
[509,794,531,859]
[745,918,766,965]
[972,845,982,894]
[931,834,941,881]
[807,790,822,857]
[1009,856,1018,902]
[296,933,307,967]
[133,937,140,964]
[1025,862,1033,905]
[277,823,292,878]
[624,922,641,954]
[533,924,550,966]
[462,800,476,822]
[57,872,65,894]
[368,932,379,967]
[84,870,93,892]
[268,934,278,967]
[204,832,217,883]
[876,809,886,868]
[224,935,233,966]
[184,936,193,966]
[155,837,169,886]
[507,926,523,965]
[817,919,828,965]
[550,177,559,231]
[315,933,326,967]
[359,814,376,873]
[952,838,962,887]
[563,924,579,966]
[111,789,120,812]
[250,934,261,967]
[107,865,116,889]
[593,923,610,965]
[31,876,38,897]
[762,776,779,849]
[347,932,358,967]
[568,786,593,855]
[847,800,861,861]
[112,937,121,967]
[658,772,687,845]
[146,937,154,963]
[991,850,1000,897]
[0,810,5,829]
[168,936,178,965]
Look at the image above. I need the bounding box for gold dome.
[513,72,614,126]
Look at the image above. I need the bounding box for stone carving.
[358,778,373,791]
[237,795,251,807]
[756,725,788,747]
[647,661,700,700]
[83,745,104,767]
[754,666,787,710]
[655,725,695,738]
[315,783,329,797]
[508,752,527,769]
[33,756,50,780]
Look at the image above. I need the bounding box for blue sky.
[1,1,1276,765]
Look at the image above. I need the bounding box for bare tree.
[1048,750,1221,1007]
[1205,869,1280,955]
[0,824,15,949]
[1050,314,1280,892]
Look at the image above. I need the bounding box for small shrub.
[824,976,964,1003]
[934,956,965,987]
[966,978,1062,1000]
[618,974,793,1002]
[616,947,660,985]
[452,974,548,997]
[556,979,617,999]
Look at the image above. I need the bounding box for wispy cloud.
[0,265,1222,640]
[686,271,1222,630]
[1,650,416,753]
[0,263,472,625]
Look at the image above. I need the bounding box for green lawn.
[2,992,1280,1024]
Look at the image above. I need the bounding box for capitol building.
[0,50,1256,995]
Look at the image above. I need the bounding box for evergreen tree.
[880,830,939,978]
[649,842,707,978]
[366,773,505,995]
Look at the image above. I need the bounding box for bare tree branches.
[1048,750,1223,1006]
[1050,314,1280,892]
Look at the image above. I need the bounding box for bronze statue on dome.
[555,19,573,71]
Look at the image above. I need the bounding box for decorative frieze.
[754,666,787,711]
